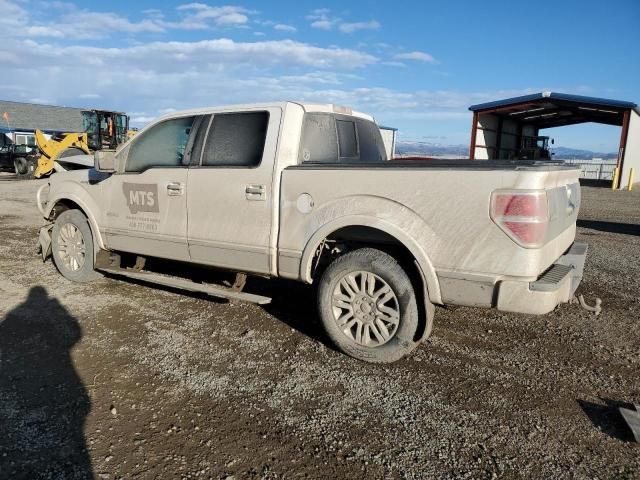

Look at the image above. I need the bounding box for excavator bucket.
[33,129,91,178]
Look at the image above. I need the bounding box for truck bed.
[278,162,581,300]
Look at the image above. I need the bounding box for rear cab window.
[299,112,387,164]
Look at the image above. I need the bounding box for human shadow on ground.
[0,286,93,479]
[577,398,636,442]
[577,219,640,237]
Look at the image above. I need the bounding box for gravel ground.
[0,173,638,479]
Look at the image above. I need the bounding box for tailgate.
[546,180,580,243]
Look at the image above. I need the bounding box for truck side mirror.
[95,150,117,173]
[551,139,555,145]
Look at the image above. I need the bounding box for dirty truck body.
[37,101,587,363]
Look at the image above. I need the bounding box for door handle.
[245,184,266,201]
[166,182,184,196]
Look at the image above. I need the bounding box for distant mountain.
[550,147,617,160]
[395,141,617,160]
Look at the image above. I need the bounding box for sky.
[1,0,639,151]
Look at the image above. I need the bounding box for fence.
[562,160,617,181]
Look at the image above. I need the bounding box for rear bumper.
[496,242,588,315]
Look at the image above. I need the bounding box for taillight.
[490,190,549,248]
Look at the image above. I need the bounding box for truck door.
[103,115,204,261]
[186,108,282,275]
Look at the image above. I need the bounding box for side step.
[98,268,272,305]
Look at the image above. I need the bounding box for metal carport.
[468,92,640,189]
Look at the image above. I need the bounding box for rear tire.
[52,209,101,283]
[317,248,423,363]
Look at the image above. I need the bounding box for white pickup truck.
[36,102,588,363]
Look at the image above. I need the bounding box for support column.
[469,112,478,160]
[615,110,630,189]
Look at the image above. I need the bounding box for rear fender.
[299,200,442,304]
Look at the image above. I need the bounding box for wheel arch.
[300,216,442,305]
[45,193,105,254]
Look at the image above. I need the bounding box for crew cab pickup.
[36,102,588,363]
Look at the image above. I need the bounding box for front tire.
[317,248,422,363]
[51,209,101,283]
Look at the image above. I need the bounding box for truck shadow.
[0,286,93,479]
[577,219,640,237]
[577,398,636,442]
[100,265,337,352]
[258,279,338,352]
[113,256,337,352]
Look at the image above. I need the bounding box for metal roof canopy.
[469,92,639,129]
[467,92,640,189]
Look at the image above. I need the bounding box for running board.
[98,268,272,305]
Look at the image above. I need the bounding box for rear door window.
[201,112,269,167]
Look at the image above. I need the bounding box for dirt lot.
[0,173,638,480]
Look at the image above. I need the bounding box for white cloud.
[168,4,253,29]
[394,51,437,63]
[381,61,406,68]
[2,37,377,72]
[78,93,101,99]
[142,8,165,19]
[38,1,75,9]
[274,23,297,33]
[65,11,165,35]
[307,9,380,34]
[0,0,30,28]
[216,12,249,25]
[1,34,533,129]
[306,9,337,30]
[130,115,156,123]
[0,1,257,39]
[339,20,380,33]
[23,25,65,37]
[310,19,333,30]
[2,3,164,39]
[1,1,534,141]
[271,71,362,86]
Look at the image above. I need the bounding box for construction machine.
[516,135,554,161]
[33,110,130,178]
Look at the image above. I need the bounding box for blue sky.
[1,0,638,151]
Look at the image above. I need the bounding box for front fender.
[43,187,106,253]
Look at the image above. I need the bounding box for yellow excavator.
[33,110,131,178]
